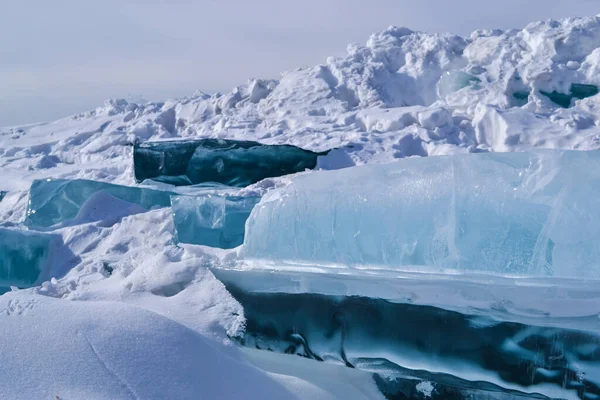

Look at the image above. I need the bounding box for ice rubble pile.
[2,139,323,289]
[4,16,600,190]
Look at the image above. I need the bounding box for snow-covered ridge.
[3,15,600,192]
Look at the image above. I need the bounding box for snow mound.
[0,292,294,400]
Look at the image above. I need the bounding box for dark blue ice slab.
[133,138,328,187]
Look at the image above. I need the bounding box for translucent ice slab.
[133,138,327,187]
[171,194,260,249]
[243,150,600,279]
[0,228,60,288]
[26,179,174,228]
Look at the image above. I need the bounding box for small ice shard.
[437,71,481,99]
[243,150,600,278]
[0,228,58,289]
[25,179,174,228]
[171,194,260,249]
[133,138,329,187]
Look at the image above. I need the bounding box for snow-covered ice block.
[134,138,328,187]
[243,150,600,278]
[0,228,58,288]
[26,179,174,228]
[172,194,260,248]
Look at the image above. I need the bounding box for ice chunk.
[436,71,481,99]
[172,194,260,248]
[0,228,57,288]
[243,150,600,278]
[134,138,328,187]
[0,191,6,202]
[26,179,174,228]
[539,90,573,108]
[540,83,599,108]
[223,286,599,399]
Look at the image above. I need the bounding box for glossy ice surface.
[244,150,600,278]
[26,179,173,228]
[172,194,260,248]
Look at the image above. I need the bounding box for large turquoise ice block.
[26,179,174,228]
[0,228,57,288]
[172,194,260,249]
[243,150,600,278]
[134,138,328,187]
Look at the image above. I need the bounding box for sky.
[1,0,599,126]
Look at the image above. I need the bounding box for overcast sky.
[1,1,598,126]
